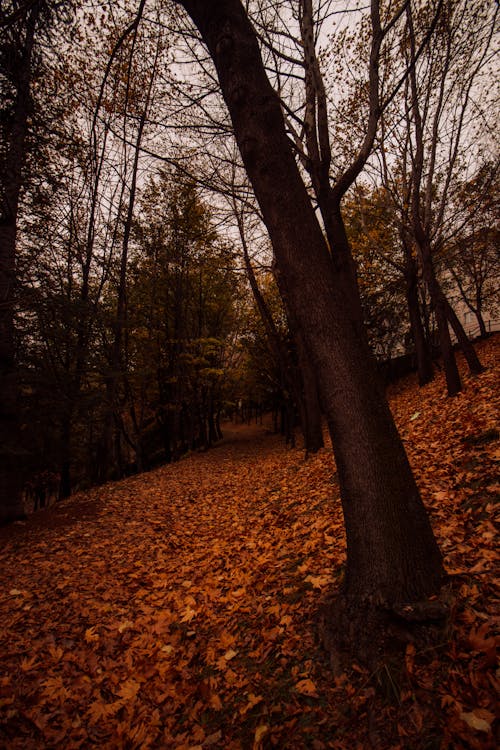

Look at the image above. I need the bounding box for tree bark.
[476,310,488,339]
[178,0,444,613]
[403,247,434,386]
[442,295,484,374]
[294,329,324,454]
[0,6,38,522]
[238,211,322,452]
[419,240,462,396]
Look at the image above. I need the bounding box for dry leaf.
[253,724,269,749]
[460,711,491,732]
[295,678,318,696]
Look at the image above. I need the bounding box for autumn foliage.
[0,338,498,749]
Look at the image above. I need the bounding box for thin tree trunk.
[105,45,158,478]
[295,330,324,453]
[215,408,223,440]
[476,311,488,338]
[207,389,218,444]
[418,240,462,396]
[475,287,488,338]
[59,412,73,498]
[442,295,484,374]
[237,212,319,450]
[403,250,434,386]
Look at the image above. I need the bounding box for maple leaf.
[88,699,123,724]
[84,626,99,643]
[295,678,319,696]
[118,678,141,701]
[209,692,223,710]
[41,675,70,701]
[126,721,156,748]
[48,644,64,661]
[180,606,197,623]
[20,655,39,672]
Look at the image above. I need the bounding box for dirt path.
[0,421,343,749]
[0,419,279,543]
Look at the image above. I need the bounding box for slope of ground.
[0,337,498,749]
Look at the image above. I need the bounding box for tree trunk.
[295,331,324,453]
[442,295,484,374]
[240,215,320,452]
[476,311,488,339]
[178,0,444,616]
[59,413,73,498]
[403,251,434,386]
[475,291,488,338]
[207,389,218,444]
[418,240,462,395]
[215,408,223,440]
[0,7,38,522]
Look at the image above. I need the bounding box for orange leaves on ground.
[0,337,498,748]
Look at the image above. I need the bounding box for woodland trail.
[0,337,499,749]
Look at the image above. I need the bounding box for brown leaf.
[295,678,318,696]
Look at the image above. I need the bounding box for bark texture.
[178,0,444,610]
[403,245,434,386]
[0,6,38,522]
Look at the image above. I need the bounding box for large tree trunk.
[178,0,444,620]
[0,7,38,522]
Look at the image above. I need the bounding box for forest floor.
[0,337,498,750]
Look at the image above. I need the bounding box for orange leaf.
[295,678,318,696]
[253,724,269,749]
[118,679,141,701]
[460,710,492,732]
[240,693,263,715]
[209,692,223,710]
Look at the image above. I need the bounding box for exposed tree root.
[318,586,452,678]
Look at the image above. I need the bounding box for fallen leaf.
[460,710,491,732]
[295,678,318,696]
[253,724,269,749]
[209,693,222,710]
[118,679,140,701]
[240,693,263,715]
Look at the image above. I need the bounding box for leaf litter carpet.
[0,338,498,749]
